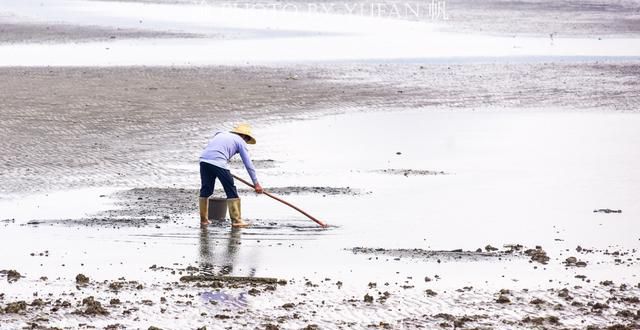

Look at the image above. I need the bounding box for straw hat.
[230,123,256,144]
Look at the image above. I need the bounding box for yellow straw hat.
[230,123,256,144]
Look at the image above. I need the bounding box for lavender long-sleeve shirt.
[200,131,259,184]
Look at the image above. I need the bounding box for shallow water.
[2,108,640,328]
[1,1,639,327]
[3,108,639,284]
[0,188,118,221]
[246,109,640,285]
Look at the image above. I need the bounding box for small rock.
[6,270,21,282]
[79,296,109,316]
[75,274,90,285]
[485,245,498,252]
[108,282,123,291]
[558,288,571,299]
[525,247,550,264]
[615,310,637,318]
[425,289,438,297]
[530,298,546,305]
[592,302,609,310]
[3,301,27,313]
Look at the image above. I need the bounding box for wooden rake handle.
[231,174,328,228]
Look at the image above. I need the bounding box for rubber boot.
[199,197,210,226]
[227,198,248,228]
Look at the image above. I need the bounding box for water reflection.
[199,227,255,276]
[219,228,241,275]
[198,227,214,274]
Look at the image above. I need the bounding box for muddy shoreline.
[1,5,639,326]
[1,63,639,196]
[21,186,360,227]
[2,264,639,329]
[0,22,202,44]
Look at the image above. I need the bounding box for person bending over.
[199,123,263,227]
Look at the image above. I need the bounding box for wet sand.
[1,55,640,330]
[2,75,640,328]
[0,22,201,44]
[1,64,640,330]
[1,63,639,196]
[1,266,639,329]
[2,219,639,329]
[1,1,640,329]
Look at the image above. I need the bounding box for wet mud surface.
[3,186,640,328]
[4,196,638,329]
[237,186,361,196]
[23,186,359,227]
[1,63,639,196]
[374,169,448,176]
[350,246,523,262]
[0,21,202,44]
[352,244,640,271]
[2,261,640,329]
[594,209,623,214]
[441,0,640,37]
[1,9,639,326]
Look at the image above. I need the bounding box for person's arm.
[237,142,263,193]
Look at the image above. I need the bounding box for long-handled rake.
[231,174,328,228]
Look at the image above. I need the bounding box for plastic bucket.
[208,198,228,220]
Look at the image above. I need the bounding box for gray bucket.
[208,198,228,220]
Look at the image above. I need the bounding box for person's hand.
[254,183,264,194]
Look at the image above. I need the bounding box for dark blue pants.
[199,162,239,198]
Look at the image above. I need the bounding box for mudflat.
[1,0,640,328]
[1,63,638,195]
